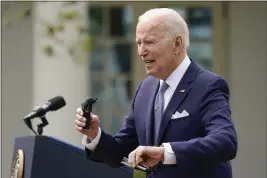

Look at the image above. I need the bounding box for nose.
[138,44,149,58]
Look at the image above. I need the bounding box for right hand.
[75,108,100,140]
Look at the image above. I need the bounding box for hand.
[75,108,100,140]
[128,146,164,168]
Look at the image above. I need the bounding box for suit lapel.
[145,79,159,146]
[156,60,199,145]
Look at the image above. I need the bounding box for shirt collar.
[160,55,191,90]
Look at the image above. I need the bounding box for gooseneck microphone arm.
[23,96,66,135]
[24,116,38,135]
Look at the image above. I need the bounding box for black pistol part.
[81,98,97,129]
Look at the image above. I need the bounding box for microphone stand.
[23,114,49,135]
[37,115,49,135]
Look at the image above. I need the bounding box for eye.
[146,40,155,44]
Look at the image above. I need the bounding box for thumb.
[90,113,99,121]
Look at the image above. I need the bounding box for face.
[136,20,183,80]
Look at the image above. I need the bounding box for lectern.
[11,136,135,178]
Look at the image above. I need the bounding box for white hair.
[138,8,190,49]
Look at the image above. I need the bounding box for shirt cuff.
[82,127,102,151]
[162,143,176,164]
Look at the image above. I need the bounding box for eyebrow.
[136,36,156,42]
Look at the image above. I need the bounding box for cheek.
[137,47,141,55]
[161,46,174,59]
[152,43,173,57]
[148,46,164,58]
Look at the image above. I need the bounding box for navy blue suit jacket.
[85,60,238,178]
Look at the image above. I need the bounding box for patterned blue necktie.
[154,81,169,145]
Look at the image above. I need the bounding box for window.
[160,6,213,70]
[88,5,134,134]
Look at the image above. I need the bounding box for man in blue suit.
[75,8,238,178]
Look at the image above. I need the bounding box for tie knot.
[160,82,169,92]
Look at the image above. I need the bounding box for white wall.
[2,2,34,177]
[229,2,267,178]
[32,1,89,145]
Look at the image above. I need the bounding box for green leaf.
[48,26,56,37]
[56,21,65,32]
[58,10,81,21]
[42,45,54,57]
[43,21,57,37]
[19,8,32,19]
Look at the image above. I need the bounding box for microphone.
[24,96,66,120]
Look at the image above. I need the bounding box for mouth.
[144,60,156,66]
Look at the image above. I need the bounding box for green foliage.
[58,10,81,21]
[43,21,66,37]
[42,45,54,56]
[19,8,31,19]
[2,2,91,65]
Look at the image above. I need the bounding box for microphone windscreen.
[48,96,66,111]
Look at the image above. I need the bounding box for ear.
[174,36,184,54]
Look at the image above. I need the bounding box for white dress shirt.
[82,55,191,165]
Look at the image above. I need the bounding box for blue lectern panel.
[13,136,133,178]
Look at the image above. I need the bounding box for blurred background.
[1,1,266,178]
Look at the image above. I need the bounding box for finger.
[140,159,151,168]
[141,158,158,168]
[76,108,83,115]
[135,150,142,166]
[128,152,133,166]
[131,146,143,168]
[75,118,85,127]
[128,151,136,168]
[76,114,86,122]
[90,113,100,125]
[76,125,83,132]
[135,147,146,165]
[136,156,144,165]
[140,160,149,168]
[90,113,98,121]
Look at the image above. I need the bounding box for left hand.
[128,146,164,168]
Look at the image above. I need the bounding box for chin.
[146,69,156,77]
[145,68,152,74]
